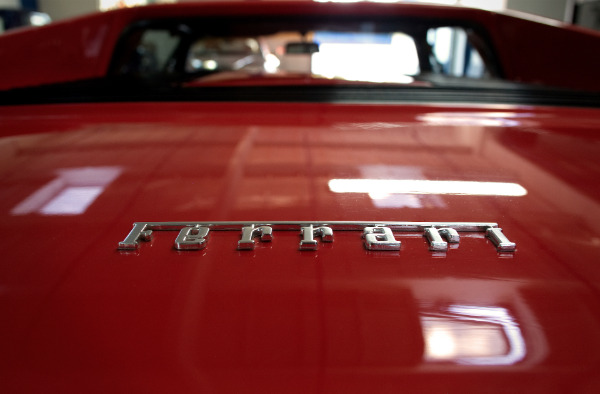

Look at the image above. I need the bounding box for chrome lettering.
[363,226,401,251]
[299,225,333,250]
[486,227,516,252]
[238,225,273,250]
[116,222,515,253]
[118,222,152,250]
[174,226,210,250]
[424,227,460,251]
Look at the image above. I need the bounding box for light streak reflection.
[328,179,528,196]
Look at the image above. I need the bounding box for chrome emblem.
[118,221,516,252]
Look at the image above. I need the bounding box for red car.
[1,2,600,392]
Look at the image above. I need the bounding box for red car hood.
[1,102,600,392]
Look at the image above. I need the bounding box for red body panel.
[1,1,600,91]
[1,102,600,392]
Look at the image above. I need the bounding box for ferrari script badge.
[118,221,516,252]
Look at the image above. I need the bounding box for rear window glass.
[111,18,498,86]
[427,27,489,78]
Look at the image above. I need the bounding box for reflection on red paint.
[422,305,525,365]
[11,167,121,216]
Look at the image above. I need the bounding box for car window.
[311,31,419,83]
[427,27,489,78]
[111,18,499,86]
[117,29,182,78]
[185,37,264,73]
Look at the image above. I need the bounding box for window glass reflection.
[39,186,104,215]
[421,305,526,365]
[11,167,121,216]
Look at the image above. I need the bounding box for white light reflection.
[312,33,418,83]
[418,112,532,127]
[422,305,526,365]
[369,193,447,209]
[12,167,122,216]
[315,0,457,4]
[264,54,281,73]
[328,179,527,196]
[39,187,104,215]
[100,0,149,11]
[313,0,506,10]
[29,12,51,27]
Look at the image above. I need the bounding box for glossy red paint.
[1,1,600,91]
[1,102,600,392]
[0,11,119,91]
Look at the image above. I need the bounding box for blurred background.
[0,0,599,33]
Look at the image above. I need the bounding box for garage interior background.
[0,0,598,32]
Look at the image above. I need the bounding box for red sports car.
[1,2,600,392]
